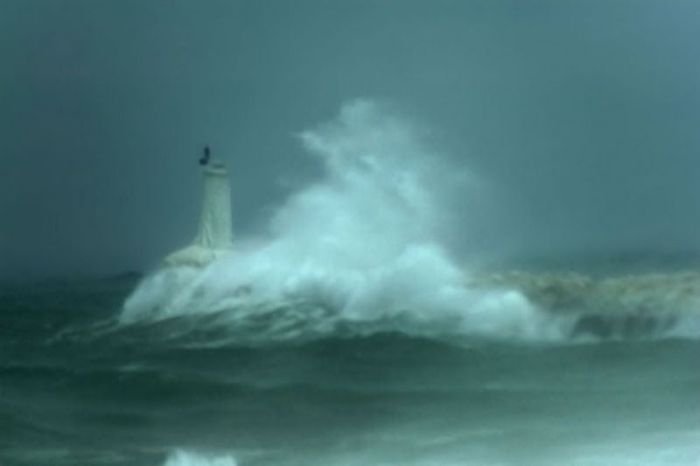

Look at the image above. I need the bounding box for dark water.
[1,277,699,466]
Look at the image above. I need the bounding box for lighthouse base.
[163,244,232,268]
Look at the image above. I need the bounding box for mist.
[3,0,700,279]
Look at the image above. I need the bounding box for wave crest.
[120,100,700,345]
[163,450,237,466]
[121,101,560,344]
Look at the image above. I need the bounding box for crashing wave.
[120,100,700,345]
[163,450,237,466]
[470,270,700,339]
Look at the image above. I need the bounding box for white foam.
[163,449,238,466]
[120,100,566,343]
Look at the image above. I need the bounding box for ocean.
[4,101,700,465]
[1,269,699,466]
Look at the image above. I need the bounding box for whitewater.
[2,101,699,466]
[120,100,700,345]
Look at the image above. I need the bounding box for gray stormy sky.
[2,0,700,279]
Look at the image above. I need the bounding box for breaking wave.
[163,450,238,466]
[120,100,700,345]
[470,270,700,341]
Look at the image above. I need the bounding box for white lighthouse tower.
[164,150,233,267]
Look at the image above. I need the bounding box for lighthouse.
[163,147,234,267]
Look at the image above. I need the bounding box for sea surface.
[1,271,699,466]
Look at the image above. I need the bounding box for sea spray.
[120,100,556,343]
[471,270,700,339]
[163,450,238,466]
